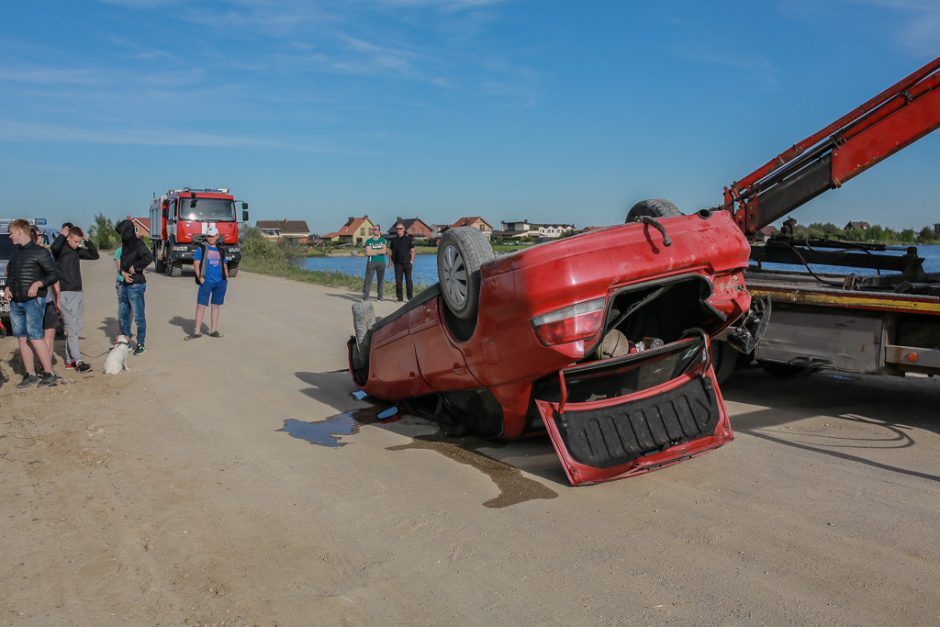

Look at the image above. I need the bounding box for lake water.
[300,244,940,285]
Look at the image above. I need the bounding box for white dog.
[103,335,131,375]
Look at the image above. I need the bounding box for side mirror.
[242,209,249,222]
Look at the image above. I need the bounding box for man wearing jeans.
[115,219,153,354]
[50,224,99,371]
[4,219,59,387]
[361,225,387,301]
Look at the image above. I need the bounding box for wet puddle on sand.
[387,435,557,508]
[279,405,400,447]
[279,403,557,508]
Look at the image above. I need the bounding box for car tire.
[351,300,375,369]
[711,340,739,385]
[437,227,495,321]
[228,266,239,278]
[626,198,682,222]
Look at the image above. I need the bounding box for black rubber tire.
[712,340,739,385]
[228,266,239,278]
[351,300,375,369]
[761,362,813,378]
[626,198,682,222]
[169,263,182,277]
[153,245,166,274]
[437,227,495,321]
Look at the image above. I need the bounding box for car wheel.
[711,340,739,385]
[437,227,495,321]
[228,266,239,278]
[169,263,182,277]
[626,198,682,222]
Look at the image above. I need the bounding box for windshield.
[179,198,236,222]
[0,234,14,260]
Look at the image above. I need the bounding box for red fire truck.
[149,188,248,277]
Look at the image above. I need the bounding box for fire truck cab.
[150,188,248,277]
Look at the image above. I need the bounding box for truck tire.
[169,263,182,277]
[626,198,682,222]
[154,244,166,274]
[437,227,495,322]
[228,266,239,278]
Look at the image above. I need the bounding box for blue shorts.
[197,279,228,306]
[10,298,45,340]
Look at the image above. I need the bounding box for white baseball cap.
[206,226,220,236]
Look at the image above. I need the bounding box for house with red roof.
[322,215,378,246]
[128,216,151,239]
[449,216,493,239]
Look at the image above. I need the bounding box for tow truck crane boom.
[723,56,940,238]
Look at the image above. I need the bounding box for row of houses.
[258,216,577,246]
[120,216,575,246]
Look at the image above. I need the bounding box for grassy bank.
[238,227,426,293]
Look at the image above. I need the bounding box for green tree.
[918,226,934,243]
[87,213,118,249]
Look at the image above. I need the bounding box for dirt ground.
[1,259,938,626]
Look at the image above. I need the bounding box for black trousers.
[394,263,414,301]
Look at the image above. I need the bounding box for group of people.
[3,217,232,388]
[361,221,416,302]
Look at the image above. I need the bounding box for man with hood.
[115,219,154,354]
[51,223,99,371]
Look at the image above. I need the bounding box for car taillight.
[532,297,606,346]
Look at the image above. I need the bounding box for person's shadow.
[98,316,121,340]
[168,316,196,336]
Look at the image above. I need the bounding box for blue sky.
[1,0,937,234]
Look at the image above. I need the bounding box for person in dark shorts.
[388,222,415,301]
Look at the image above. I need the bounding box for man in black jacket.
[4,219,60,387]
[115,219,154,354]
[51,224,99,372]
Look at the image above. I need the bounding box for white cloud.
[0,119,339,152]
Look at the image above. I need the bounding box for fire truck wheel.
[153,245,166,273]
[626,198,682,222]
[228,267,239,278]
[169,263,182,277]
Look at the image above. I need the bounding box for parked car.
[348,200,762,485]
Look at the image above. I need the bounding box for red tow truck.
[715,56,940,380]
[149,188,249,277]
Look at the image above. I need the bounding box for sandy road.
[1,258,939,625]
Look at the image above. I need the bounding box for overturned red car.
[348,200,760,485]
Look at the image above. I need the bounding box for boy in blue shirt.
[190,227,229,338]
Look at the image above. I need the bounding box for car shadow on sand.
[290,370,563,506]
[723,368,940,482]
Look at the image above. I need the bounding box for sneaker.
[134,344,146,355]
[17,374,40,388]
[75,362,92,373]
[64,361,76,370]
[38,372,58,387]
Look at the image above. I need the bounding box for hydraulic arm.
[722,56,940,238]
